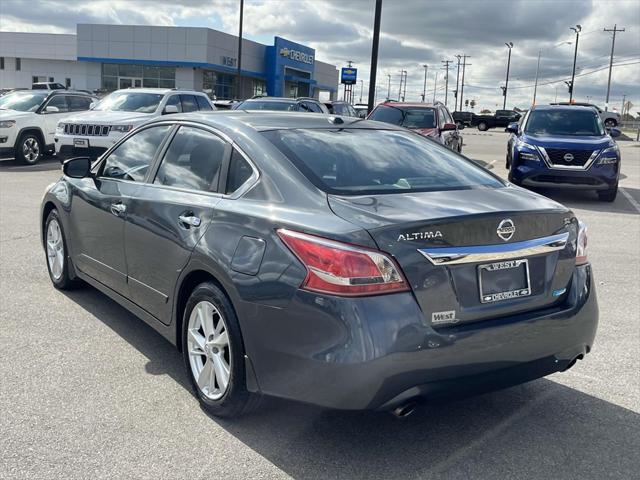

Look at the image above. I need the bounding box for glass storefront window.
[102,63,175,91]
[203,70,236,100]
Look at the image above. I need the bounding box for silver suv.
[553,102,621,128]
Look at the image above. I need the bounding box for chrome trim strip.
[538,146,600,171]
[418,232,570,265]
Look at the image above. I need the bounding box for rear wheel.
[477,122,488,132]
[182,282,259,417]
[597,185,618,202]
[16,133,43,165]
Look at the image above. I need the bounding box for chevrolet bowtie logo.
[279,47,290,56]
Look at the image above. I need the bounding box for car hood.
[0,109,35,120]
[523,133,613,149]
[60,110,153,124]
[411,127,439,138]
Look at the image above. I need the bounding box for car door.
[41,95,71,144]
[123,124,229,323]
[68,124,172,296]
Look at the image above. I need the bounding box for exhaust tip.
[391,402,417,418]
[563,354,585,372]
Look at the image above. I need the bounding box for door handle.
[110,203,126,216]
[178,214,201,228]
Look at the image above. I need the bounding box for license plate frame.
[478,259,531,303]
[74,138,89,148]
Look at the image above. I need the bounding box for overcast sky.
[1,0,638,112]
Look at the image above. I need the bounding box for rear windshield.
[263,128,503,195]
[369,105,437,129]
[236,100,298,111]
[525,109,604,136]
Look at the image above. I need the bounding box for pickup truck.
[472,109,521,131]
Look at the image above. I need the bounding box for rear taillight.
[576,220,588,265]
[277,229,409,296]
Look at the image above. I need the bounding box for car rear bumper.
[241,264,597,410]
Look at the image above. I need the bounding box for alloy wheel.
[46,219,64,280]
[187,300,231,400]
[22,137,40,162]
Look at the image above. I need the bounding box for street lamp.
[421,64,428,102]
[568,24,582,102]
[533,41,572,105]
[502,42,513,110]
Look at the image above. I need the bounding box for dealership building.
[0,24,339,99]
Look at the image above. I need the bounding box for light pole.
[398,70,405,101]
[236,0,244,99]
[454,55,461,111]
[366,0,382,114]
[359,79,364,103]
[433,71,438,103]
[532,49,541,106]
[569,24,582,102]
[441,60,451,106]
[402,71,407,101]
[387,74,391,100]
[502,42,513,110]
[421,64,428,102]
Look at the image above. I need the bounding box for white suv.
[55,88,215,160]
[0,90,96,164]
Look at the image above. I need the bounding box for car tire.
[506,152,511,169]
[597,185,618,202]
[182,281,260,418]
[604,119,617,128]
[16,133,43,165]
[44,209,76,290]
[477,122,488,132]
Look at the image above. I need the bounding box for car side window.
[347,105,358,117]
[67,96,92,111]
[226,149,254,194]
[300,101,323,113]
[45,95,68,112]
[438,108,447,126]
[101,125,171,182]
[154,126,226,192]
[444,109,454,124]
[195,95,213,111]
[180,95,198,113]
[165,95,182,113]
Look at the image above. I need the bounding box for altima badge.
[496,219,515,241]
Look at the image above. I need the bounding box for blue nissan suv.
[506,105,621,202]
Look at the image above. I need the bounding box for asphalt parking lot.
[1,131,639,480]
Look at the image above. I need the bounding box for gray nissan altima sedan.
[41,112,597,417]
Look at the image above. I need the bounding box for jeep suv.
[0,89,96,164]
[55,88,214,160]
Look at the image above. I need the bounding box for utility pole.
[359,79,364,103]
[502,42,513,110]
[421,64,428,102]
[398,70,404,101]
[236,0,244,99]
[532,49,541,106]
[402,71,407,101]
[433,71,438,103]
[569,24,582,102]
[604,24,625,111]
[621,94,627,116]
[454,55,461,111]
[367,0,382,114]
[459,55,470,111]
[441,60,452,106]
[386,74,391,100]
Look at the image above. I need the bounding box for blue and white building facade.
[0,24,339,100]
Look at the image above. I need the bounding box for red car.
[368,101,463,153]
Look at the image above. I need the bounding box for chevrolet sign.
[279,47,314,65]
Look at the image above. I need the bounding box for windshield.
[0,91,48,112]
[236,100,298,111]
[525,109,604,136]
[263,128,503,195]
[93,92,163,113]
[369,105,437,129]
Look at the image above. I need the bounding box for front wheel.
[477,122,488,132]
[16,133,43,165]
[182,282,259,418]
[597,185,618,202]
[45,209,76,289]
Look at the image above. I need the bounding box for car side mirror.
[163,105,179,115]
[45,106,60,113]
[63,157,92,179]
[440,122,457,132]
[89,102,96,110]
[609,127,621,138]
[505,122,519,134]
